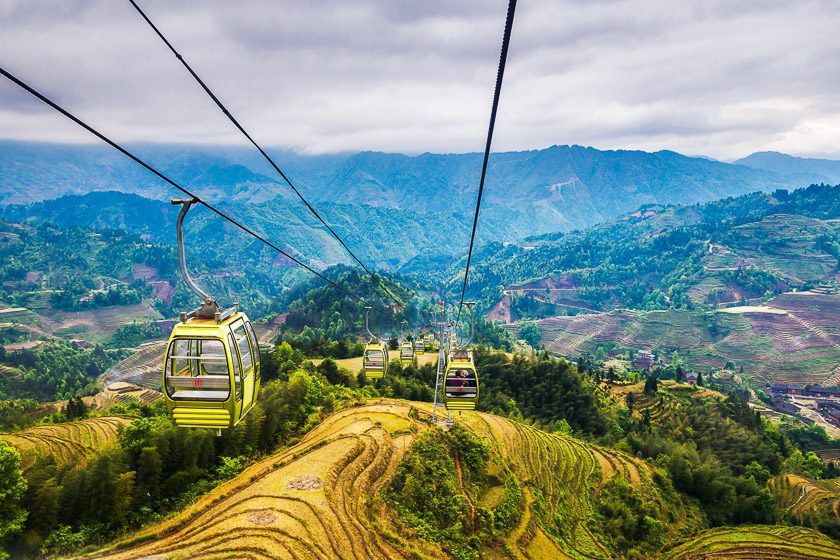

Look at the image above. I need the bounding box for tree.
[644,374,659,395]
[64,396,88,420]
[804,452,825,479]
[626,392,636,413]
[696,371,703,387]
[519,322,541,349]
[744,460,772,485]
[782,449,806,475]
[136,447,163,504]
[0,441,27,555]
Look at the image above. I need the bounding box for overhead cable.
[0,66,391,315]
[127,0,403,311]
[457,0,517,322]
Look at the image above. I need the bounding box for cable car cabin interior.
[163,313,261,430]
[400,342,414,364]
[444,358,478,411]
[414,338,425,354]
[363,342,388,379]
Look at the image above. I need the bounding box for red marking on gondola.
[192,378,203,389]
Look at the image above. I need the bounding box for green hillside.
[0,343,837,558]
[509,291,840,386]
[443,184,839,311]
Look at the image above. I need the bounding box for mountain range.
[5,141,839,245]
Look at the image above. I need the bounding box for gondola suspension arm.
[171,198,237,323]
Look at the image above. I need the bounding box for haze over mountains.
[4,141,836,222]
[3,140,840,272]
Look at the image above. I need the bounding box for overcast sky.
[1,0,840,161]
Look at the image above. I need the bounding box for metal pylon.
[431,307,453,424]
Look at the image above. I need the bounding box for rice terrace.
[80,401,840,560]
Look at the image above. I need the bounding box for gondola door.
[231,320,256,418]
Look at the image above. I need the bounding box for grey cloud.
[1,0,840,160]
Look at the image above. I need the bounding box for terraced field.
[0,416,131,471]
[89,382,162,410]
[101,341,166,390]
[310,352,440,373]
[660,526,840,559]
[513,292,840,386]
[770,474,840,524]
[86,401,668,560]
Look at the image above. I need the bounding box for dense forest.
[0,343,121,402]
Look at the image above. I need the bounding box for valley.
[0,150,838,559]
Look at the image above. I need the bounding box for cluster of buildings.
[769,384,840,399]
[769,383,840,427]
[608,348,701,385]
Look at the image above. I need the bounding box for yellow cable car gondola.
[443,301,478,412]
[444,351,478,410]
[362,306,388,379]
[400,340,414,365]
[162,199,260,433]
[363,340,389,379]
[163,312,261,430]
[414,337,425,355]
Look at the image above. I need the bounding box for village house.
[819,402,840,426]
[632,350,655,369]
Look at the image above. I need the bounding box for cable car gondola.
[362,306,389,379]
[443,302,478,412]
[443,351,478,410]
[162,199,260,432]
[414,337,426,355]
[363,340,389,379]
[400,340,415,365]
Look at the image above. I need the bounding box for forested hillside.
[2,191,475,270]
[441,184,840,311]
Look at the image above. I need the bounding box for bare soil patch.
[247,510,277,526]
[286,475,323,491]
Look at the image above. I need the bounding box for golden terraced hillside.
[0,416,132,471]
[78,402,840,560]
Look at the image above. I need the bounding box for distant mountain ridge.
[1,140,821,241]
[734,151,840,185]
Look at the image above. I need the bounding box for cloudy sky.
[1,0,839,161]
